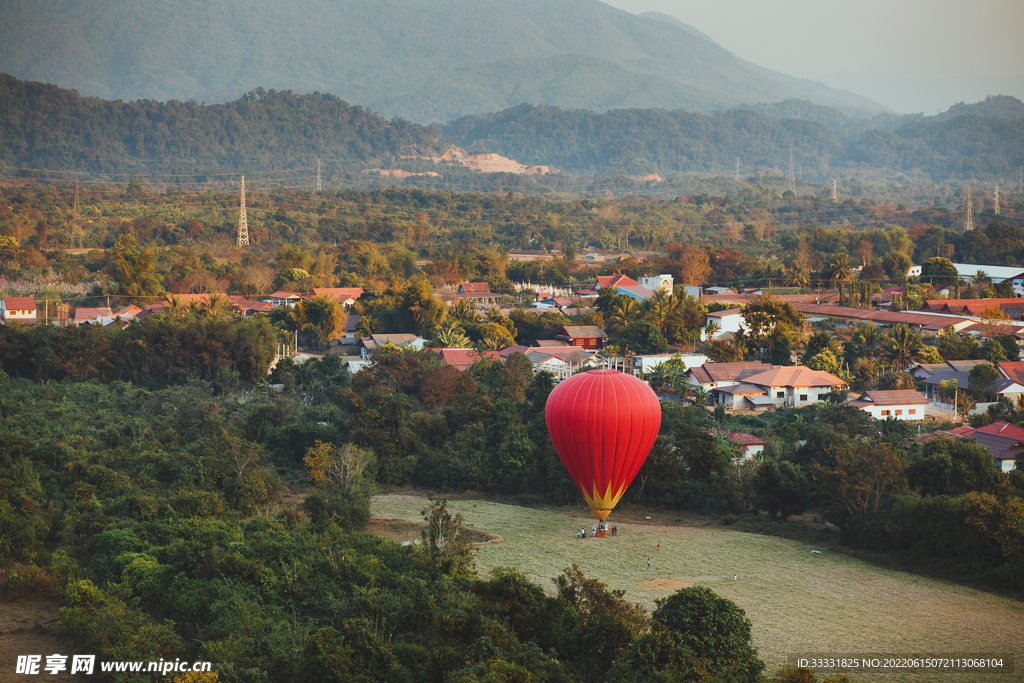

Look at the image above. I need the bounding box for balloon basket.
[594,529,607,538]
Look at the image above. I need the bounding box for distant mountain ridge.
[2,74,1018,183]
[0,0,887,123]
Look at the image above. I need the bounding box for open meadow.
[373,493,1023,683]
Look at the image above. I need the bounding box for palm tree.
[202,292,232,318]
[450,299,480,324]
[607,297,640,334]
[785,265,809,288]
[883,324,925,371]
[165,294,185,320]
[692,386,710,407]
[703,319,721,342]
[433,319,472,348]
[828,254,855,285]
[852,324,883,361]
[642,289,674,334]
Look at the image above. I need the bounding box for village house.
[847,390,929,421]
[713,429,769,460]
[433,348,502,371]
[687,362,777,392]
[914,421,1022,472]
[554,325,608,350]
[456,282,501,304]
[710,383,773,411]
[339,314,360,344]
[264,291,307,308]
[311,287,364,308]
[73,307,113,325]
[0,296,37,322]
[638,274,674,294]
[359,333,428,359]
[631,353,708,374]
[737,366,846,408]
[705,308,743,339]
[920,369,1024,404]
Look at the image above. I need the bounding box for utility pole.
[994,185,1000,215]
[316,158,322,193]
[965,183,973,231]
[832,178,838,203]
[237,175,249,246]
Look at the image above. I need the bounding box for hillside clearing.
[372,493,1023,682]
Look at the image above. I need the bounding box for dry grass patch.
[373,493,1024,683]
[0,600,75,682]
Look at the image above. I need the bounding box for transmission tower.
[237,175,249,246]
[71,174,83,249]
[824,153,829,176]
[832,178,838,203]
[735,157,740,183]
[964,183,974,231]
[994,185,1000,215]
[788,144,795,191]
[316,158,322,193]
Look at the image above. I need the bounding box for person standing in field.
[647,558,651,569]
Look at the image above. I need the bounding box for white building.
[705,308,743,339]
[847,390,929,421]
[0,297,37,322]
[632,353,708,374]
[638,274,674,294]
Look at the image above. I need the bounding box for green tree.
[632,586,764,683]
[921,257,958,288]
[741,297,802,364]
[105,234,164,300]
[883,324,925,371]
[968,362,1000,402]
[752,460,810,520]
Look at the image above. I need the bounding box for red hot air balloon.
[545,369,661,521]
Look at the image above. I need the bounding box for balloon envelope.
[545,369,662,520]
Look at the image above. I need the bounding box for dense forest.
[2,74,1022,187]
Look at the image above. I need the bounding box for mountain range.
[0,0,886,123]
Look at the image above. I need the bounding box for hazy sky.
[602,0,1024,113]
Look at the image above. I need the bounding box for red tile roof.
[688,362,776,385]
[596,274,638,289]
[3,296,36,310]
[742,366,845,388]
[974,421,1024,440]
[997,361,1024,384]
[858,390,929,406]
[458,282,492,294]
[556,325,608,339]
[312,287,365,304]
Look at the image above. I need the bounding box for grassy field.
[373,493,1023,683]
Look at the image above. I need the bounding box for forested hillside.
[442,103,1024,177]
[0,0,882,121]
[2,74,1021,185]
[0,75,442,176]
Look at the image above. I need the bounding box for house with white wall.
[705,308,743,339]
[0,297,37,322]
[638,274,673,294]
[847,390,929,421]
[738,366,846,408]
